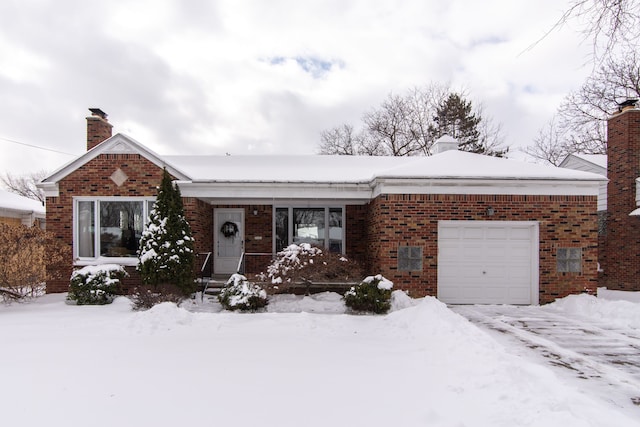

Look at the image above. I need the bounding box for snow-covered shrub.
[264,243,363,292]
[137,168,195,296]
[130,284,186,311]
[344,274,394,314]
[218,274,268,312]
[67,264,127,305]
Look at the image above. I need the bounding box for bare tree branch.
[1,170,48,202]
[318,124,359,155]
[525,48,638,164]
[524,0,640,61]
[317,83,506,157]
[523,117,570,166]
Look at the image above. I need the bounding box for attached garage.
[437,221,539,305]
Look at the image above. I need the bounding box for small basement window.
[557,248,582,273]
[398,246,423,271]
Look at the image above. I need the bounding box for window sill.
[74,257,139,267]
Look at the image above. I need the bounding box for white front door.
[214,209,244,275]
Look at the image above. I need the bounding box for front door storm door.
[214,208,244,275]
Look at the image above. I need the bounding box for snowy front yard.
[2,292,639,427]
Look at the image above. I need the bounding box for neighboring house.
[38,109,607,304]
[559,153,607,212]
[597,101,640,291]
[559,101,640,292]
[0,189,45,228]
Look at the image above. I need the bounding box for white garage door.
[438,221,539,305]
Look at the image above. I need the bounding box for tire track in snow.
[451,305,640,412]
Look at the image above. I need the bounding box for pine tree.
[430,93,507,157]
[137,168,195,295]
[431,93,480,151]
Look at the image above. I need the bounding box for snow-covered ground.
[2,291,639,427]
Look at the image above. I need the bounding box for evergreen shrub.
[344,274,393,314]
[218,274,268,312]
[67,264,127,305]
[137,168,196,296]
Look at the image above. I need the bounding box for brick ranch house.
[38,108,607,305]
[560,100,640,292]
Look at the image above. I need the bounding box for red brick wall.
[86,116,113,151]
[367,194,598,303]
[184,198,213,255]
[346,205,369,267]
[600,108,640,290]
[46,154,168,293]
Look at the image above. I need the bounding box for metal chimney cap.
[617,99,638,108]
[88,108,108,119]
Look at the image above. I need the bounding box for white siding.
[559,154,607,211]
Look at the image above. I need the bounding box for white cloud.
[0,0,594,177]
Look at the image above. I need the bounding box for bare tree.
[525,49,638,164]
[1,170,48,202]
[362,93,424,156]
[523,117,572,166]
[475,106,508,157]
[318,124,359,155]
[534,0,640,61]
[561,48,640,134]
[404,84,451,155]
[318,83,506,157]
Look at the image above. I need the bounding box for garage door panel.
[438,221,538,305]
[509,227,533,240]
[438,227,460,239]
[462,227,484,239]
[485,227,508,239]
[462,245,484,258]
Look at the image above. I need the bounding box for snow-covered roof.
[39,133,606,201]
[165,150,605,183]
[0,189,45,216]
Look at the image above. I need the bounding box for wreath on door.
[220,221,239,238]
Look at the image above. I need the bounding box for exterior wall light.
[486,207,495,216]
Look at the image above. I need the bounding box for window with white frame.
[275,207,344,253]
[75,198,155,260]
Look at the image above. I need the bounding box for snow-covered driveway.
[451,301,640,412]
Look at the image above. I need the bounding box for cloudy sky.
[0,0,593,177]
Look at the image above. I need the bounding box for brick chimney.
[599,99,640,290]
[86,108,113,151]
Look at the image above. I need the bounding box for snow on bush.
[218,274,268,312]
[137,168,195,296]
[264,243,363,292]
[344,274,394,314]
[67,264,127,305]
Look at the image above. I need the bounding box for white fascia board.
[176,181,373,201]
[39,134,191,185]
[0,207,45,220]
[39,182,60,198]
[371,178,602,197]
